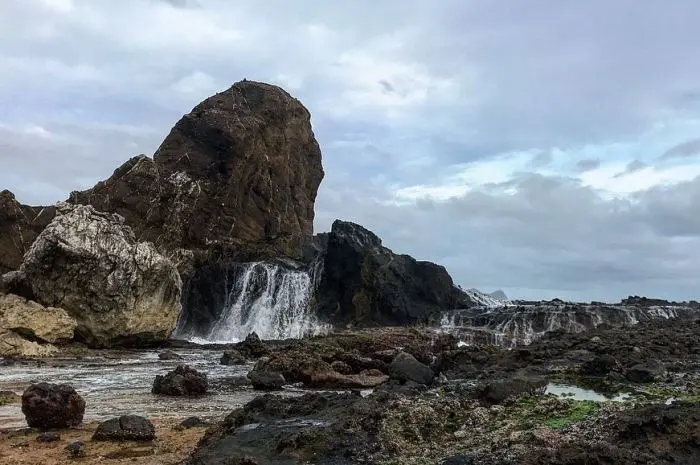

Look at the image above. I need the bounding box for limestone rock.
[0,294,77,356]
[21,383,85,429]
[12,203,181,347]
[69,80,324,264]
[309,220,476,326]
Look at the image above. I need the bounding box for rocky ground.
[1,316,699,464]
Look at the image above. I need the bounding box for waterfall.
[182,262,327,343]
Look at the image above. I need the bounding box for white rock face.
[0,293,77,356]
[15,203,182,347]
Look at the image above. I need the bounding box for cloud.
[2,0,700,300]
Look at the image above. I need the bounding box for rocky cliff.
[309,220,476,326]
[69,80,324,268]
[7,203,182,347]
[0,190,55,275]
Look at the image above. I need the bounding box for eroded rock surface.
[21,383,85,430]
[10,203,181,347]
[153,365,208,396]
[93,415,156,442]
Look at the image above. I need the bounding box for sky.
[1,0,700,302]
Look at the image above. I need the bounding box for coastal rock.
[153,365,207,396]
[310,220,476,326]
[0,294,77,356]
[37,432,61,443]
[65,441,85,458]
[10,203,181,347]
[625,362,663,383]
[389,352,435,385]
[476,377,547,404]
[158,350,182,361]
[21,383,85,429]
[232,332,271,359]
[0,190,55,275]
[93,415,156,441]
[69,80,324,265]
[220,349,246,365]
[248,370,285,391]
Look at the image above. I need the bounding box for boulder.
[580,355,617,376]
[21,383,85,429]
[0,294,77,356]
[65,441,85,458]
[330,360,353,375]
[248,370,285,391]
[158,350,182,361]
[298,359,389,389]
[389,352,435,385]
[177,417,209,430]
[309,220,476,326]
[93,415,156,441]
[232,332,270,359]
[10,203,182,347]
[152,365,208,396]
[37,432,61,443]
[476,377,548,404]
[220,349,246,365]
[625,363,663,383]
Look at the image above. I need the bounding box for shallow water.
[545,383,630,402]
[0,349,303,429]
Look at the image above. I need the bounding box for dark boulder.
[152,365,207,396]
[93,415,156,441]
[233,332,270,359]
[220,349,246,365]
[389,352,435,385]
[37,432,61,443]
[177,417,209,430]
[65,441,85,458]
[21,382,85,429]
[309,220,476,326]
[248,370,285,391]
[158,350,182,361]
[477,377,547,404]
[625,363,663,383]
[581,354,617,376]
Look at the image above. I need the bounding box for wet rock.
[330,360,353,374]
[213,376,252,391]
[220,349,246,365]
[37,431,61,443]
[298,359,389,389]
[65,441,85,458]
[625,363,663,383]
[158,350,182,360]
[248,370,285,391]
[580,354,617,376]
[389,352,435,385]
[233,332,270,359]
[21,382,85,429]
[93,415,156,441]
[9,203,182,348]
[476,377,547,404]
[152,365,207,396]
[178,417,209,429]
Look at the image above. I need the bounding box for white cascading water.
[203,262,327,343]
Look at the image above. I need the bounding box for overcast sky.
[2,0,700,301]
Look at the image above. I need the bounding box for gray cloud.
[614,159,648,178]
[575,158,601,172]
[661,138,700,159]
[2,0,700,300]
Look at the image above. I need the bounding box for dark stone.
[309,220,477,326]
[158,350,182,361]
[92,415,156,441]
[21,383,85,429]
[389,352,435,385]
[248,370,285,391]
[233,332,271,359]
[178,417,209,429]
[220,349,246,365]
[65,441,85,458]
[581,354,617,376]
[625,363,663,383]
[37,431,61,443]
[477,377,548,404]
[152,365,207,396]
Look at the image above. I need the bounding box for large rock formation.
[0,190,55,275]
[309,220,475,326]
[0,293,77,356]
[9,203,181,347]
[69,80,324,267]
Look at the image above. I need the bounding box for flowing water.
[545,383,630,402]
[0,349,304,429]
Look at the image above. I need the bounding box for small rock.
[22,382,85,429]
[152,365,207,396]
[220,350,246,365]
[178,416,209,429]
[12,440,29,448]
[248,370,285,391]
[66,441,85,458]
[590,336,602,343]
[37,431,61,443]
[158,350,182,361]
[234,332,270,359]
[330,360,353,375]
[389,352,435,385]
[93,415,156,441]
